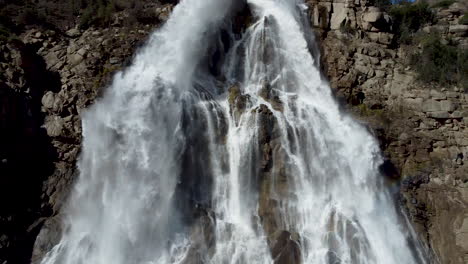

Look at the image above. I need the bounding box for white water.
[41,0,429,264]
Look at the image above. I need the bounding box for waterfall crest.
[41,0,430,263]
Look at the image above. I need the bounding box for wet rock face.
[181,209,216,264]
[228,84,251,125]
[270,231,301,264]
[254,89,300,263]
[306,0,468,263]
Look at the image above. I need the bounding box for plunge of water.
[40,0,430,264]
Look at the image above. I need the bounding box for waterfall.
[41,0,429,263]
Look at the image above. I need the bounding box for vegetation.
[0,11,15,41]
[410,33,468,90]
[372,0,467,89]
[460,14,468,25]
[78,0,161,29]
[374,0,393,9]
[0,0,161,33]
[94,65,121,90]
[79,0,116,29]
[431,0,455,8]
[389,1,435,44]
[357,104,385,118]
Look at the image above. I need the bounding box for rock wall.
[0,3,174,263]
[304,0,468,263]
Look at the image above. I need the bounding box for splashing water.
[41,0,430,264]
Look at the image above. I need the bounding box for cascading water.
[41,0,430,263]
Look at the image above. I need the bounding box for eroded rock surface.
[0,3,175,263]
[305,0,468,263]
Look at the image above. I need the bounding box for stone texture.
[0,2,171,263]
[305,0,468,263]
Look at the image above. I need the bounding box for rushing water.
[41,0,430,263]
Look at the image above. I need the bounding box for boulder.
[449,25,468,34]
[65,28,81,38]
[44,116,64,137]
[41,92,55,110]
[427,111,450,119]
[422,99,442,112]
[270,231,301,264]
[330,3,347,30]
[44,52,60,70]
[68,53,84,66]
[362,8,383,23]
[31,216,62,264]
[430,90,447,100]
[440,100,457,112]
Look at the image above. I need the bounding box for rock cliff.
[0,1,173,262]
[304,0,468,263]
[0,0,467,263]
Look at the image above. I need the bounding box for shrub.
[410,33,467,90]
[389,2,435,44]
[0,10,15,41]
[0,26,11,41]
[374,0,392,9]
[460,14,468,25]
[431,0,456,9]
[17,8,38,25]
[79,0,116,29]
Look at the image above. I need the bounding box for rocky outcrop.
[305,0,468,263]
[0,3,174,263]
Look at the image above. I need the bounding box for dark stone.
[0,41,59,264]
[270,230,301,264]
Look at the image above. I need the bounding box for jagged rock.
[44,116,64,137]
[422,99,442,112]
[270,231,301,264]
[314,1,468,262]
[228,84,250,124]
[362,8,382,23]
[44,52,60,70]
[68,53,84,66]
[0,2,180,263]
[449,25,468,33]
[440,100,457,112]
[330,3,347,30]
[312,3,332,29]
[427,111,450,119]
[41,92,55,110]
[76,48,87,58]
[31,216,62,264]
[65,28,81,38]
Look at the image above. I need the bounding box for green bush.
[389,2,435,44]
[460,14,468,25]
[79,0,116,29]
[0,10,15,41]
[374,0,392,9]
[431,0,456,9]
[18,8,39,25]
[0,26,11,41]
[410,33,467,90]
